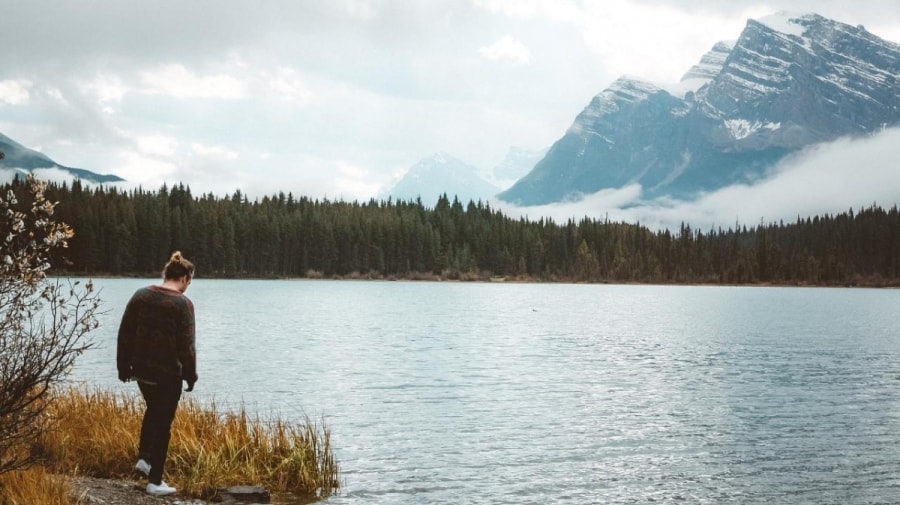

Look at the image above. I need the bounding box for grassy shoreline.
[1,387,340,504]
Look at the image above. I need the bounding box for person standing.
[117,251,197,497]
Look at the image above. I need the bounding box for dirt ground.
[71,476,209,505]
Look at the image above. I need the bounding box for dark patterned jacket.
[117,285,197,385]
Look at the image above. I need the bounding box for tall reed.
[36,387,340,501]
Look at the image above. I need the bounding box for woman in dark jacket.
[117,251,197,497]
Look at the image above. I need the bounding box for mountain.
[489,146,548,188]
[0,132,124,183]
[499,12,900,206]
[380,152,500,205]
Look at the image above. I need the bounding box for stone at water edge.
[217,485,271,503]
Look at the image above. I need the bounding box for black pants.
[137,380,182,484]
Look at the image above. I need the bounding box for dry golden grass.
[0,466,78,505]
[34,387,340,501]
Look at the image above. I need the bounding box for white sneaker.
[134,458,151,476]
[146,481,176,496]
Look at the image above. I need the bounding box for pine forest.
[17,179,900,286]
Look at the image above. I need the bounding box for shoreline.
[52,271,900,289]
[71,476,313,505]
[72,476,195,504]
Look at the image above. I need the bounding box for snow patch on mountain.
[724,120,782,139]
[756,12,810,37]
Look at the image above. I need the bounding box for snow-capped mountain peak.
[499,12,900,206]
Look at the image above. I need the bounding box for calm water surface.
[72,279,900,504]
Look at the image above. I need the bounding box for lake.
[70,279,900,504]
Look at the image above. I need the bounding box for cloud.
[335,160,382,200]
[495,184,643,222]
[114,150,179,185]
[577,2,763,82]
[134,134,179,156]
[0,169,82,190]
[140,64,247,99]
[0,80,33,105]
[469,1,900,85]
[3,81,125,155]
[44,87,68,105]
[638,0,900,37]
[497,129,900,231]
[478,35,532,64]
[31,167,84,186]
[473,0,756,82]
[266,68,315,103]
[191,142,238,160]
[705,129,900,222]
[340,0,379,20]
[81,74,129,103]
[0,0,897,217]
[107,147,385,203]
[472,0,581,22]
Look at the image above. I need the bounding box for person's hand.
[118,371,131,383]
[185,380,196,392]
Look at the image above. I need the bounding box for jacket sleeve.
[177,297,198,384]
[116,294,137,379]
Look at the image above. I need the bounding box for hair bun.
[163,251,195,280]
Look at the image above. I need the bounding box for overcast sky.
[1,0,899,230]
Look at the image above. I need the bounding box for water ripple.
[72,280,900,504]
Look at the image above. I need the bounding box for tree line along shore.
[18,178,900,286]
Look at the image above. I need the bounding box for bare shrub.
[0,176,101,476]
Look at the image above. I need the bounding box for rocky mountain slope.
[499,12,900,206]
[0,131,123,183]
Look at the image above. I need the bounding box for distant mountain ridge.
[0,132,123,183]
[488,146,548,187]
[499,12,900,206]
[379,152,499,205]
[382,147,548,206]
